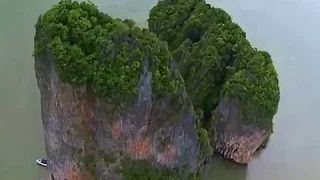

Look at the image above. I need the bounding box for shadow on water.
[204,156,248,180]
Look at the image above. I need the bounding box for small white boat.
[36,159,47,167]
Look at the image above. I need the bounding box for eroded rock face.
[35,53,200,179]
[214,97,269,164]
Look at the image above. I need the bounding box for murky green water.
[1,0,319,179]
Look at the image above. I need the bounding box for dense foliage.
[149,0,280,135]
[35,0,280,178]
[34,0,183,104]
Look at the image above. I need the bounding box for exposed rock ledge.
[214,97,269,164]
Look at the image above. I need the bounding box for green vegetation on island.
[34,0,280,179]
[34,0,183,106]
[149,0,280,146]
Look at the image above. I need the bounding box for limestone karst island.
[33,0,280,179]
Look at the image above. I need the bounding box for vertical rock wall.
[35,51,201,179]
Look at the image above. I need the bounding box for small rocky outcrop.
[214,97,269,164]
[34,0,280,179]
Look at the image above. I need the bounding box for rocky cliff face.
[213,97,269,164]
[35,47,200,179]
[34,1,203,179]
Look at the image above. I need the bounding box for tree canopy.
[35,0,280,132]
[34,0,183,105]
[149,0,280,132]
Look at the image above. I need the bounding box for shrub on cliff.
[149,0,280,142]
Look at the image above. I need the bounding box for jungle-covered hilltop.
[33,0,280,179]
